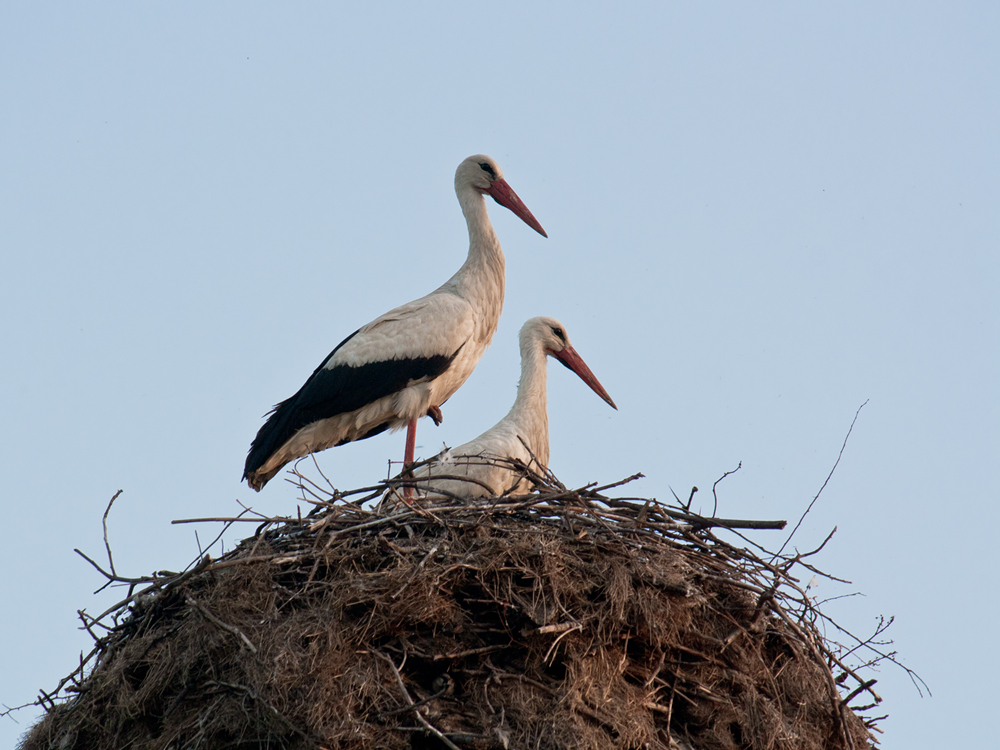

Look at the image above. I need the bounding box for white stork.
[410,316,617,499]
[243,155,547,491]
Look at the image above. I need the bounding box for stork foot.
[427,405,443,426]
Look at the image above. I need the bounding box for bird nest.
[18,464,889,750]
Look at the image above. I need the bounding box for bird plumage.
[243,155,546,490]
[411,316,617,499]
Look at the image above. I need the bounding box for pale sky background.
[2,4,997,748]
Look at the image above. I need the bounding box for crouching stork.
[410,316,617,499]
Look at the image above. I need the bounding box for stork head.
[521,316,617,410]
[456,154,548,237]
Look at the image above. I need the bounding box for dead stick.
[375,652,461,750]
[776,400,867,560]
[432,644,506,661]
[392,544,441,598]
[102,490,123,576]
[711,461,742,517]
[842,678,879,707]
[187,596,257,653]
[584,472,645,494]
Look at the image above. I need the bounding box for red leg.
[404,418,417,465]
[403,418,417,500]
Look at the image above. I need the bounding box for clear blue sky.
[2,4,997,747]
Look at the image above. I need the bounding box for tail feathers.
[243,397,299,489]
[244,463,281,492]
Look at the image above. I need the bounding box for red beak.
[487,178,548,237]
[552,345,617,410]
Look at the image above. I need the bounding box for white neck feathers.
[507,336,551,468]
[441,186,506,343]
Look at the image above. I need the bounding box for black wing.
[243,331,463,478]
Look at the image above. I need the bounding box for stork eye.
[550,326,566,343]
[479,162,496,178]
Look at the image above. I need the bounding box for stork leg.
[403,418,417,500]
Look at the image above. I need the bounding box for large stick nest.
[20,467,882,750]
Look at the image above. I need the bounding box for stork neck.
[445,190,505,338]
[508,340,550,467]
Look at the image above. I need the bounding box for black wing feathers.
[243,336,464,478]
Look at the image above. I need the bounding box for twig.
[172,516,293,524]
[392,543,442,598]
[542,623,582,665]
[379,685,450,715]
[308,454,337,494]
[842,679,879,707]
[711,462,741,517]
[102,490,123,576]
[186,596,257,653]
[375,651,461,750]
[584,473,645,495]
[90,554,213,623]
[776,400,867,560]
[686,486,698,511]
[432,644,506,661]
[211,681,305,737]
[532,621,580,635]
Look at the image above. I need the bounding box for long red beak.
[487,178,548,237]
[552,345,617,410]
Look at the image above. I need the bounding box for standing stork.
[409,316,617,499]
[243,155,547,491]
